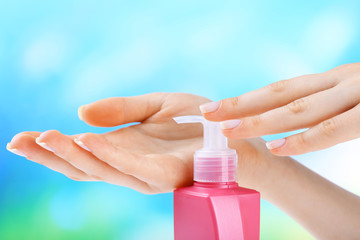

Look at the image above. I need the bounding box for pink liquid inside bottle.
[173,116,260,240]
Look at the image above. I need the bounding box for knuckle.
[289,134,307,152]
[249,115,262,128]
[267,80,289,92]
[319,119,338,137]
[285,98,308,114]
[295,134,306,147]
[225,96,241,108]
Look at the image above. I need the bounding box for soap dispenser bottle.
[173,115,260,240]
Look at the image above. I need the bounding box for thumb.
[78,93,168,127]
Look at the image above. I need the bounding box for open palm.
[8,93,268,194]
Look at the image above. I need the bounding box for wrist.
[229,138,293,193]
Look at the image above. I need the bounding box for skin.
[201,63,360,156]
[7,92,360,239]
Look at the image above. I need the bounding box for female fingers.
[200,72,337,121]
[35,130,151,193]
[7,132,92,181]
[73,133,191,192]
[266,103,360,156]
[73,132,143,177]
[78,92,168,127]
[220,81,360,138]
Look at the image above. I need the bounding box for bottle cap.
[173,115,237,183]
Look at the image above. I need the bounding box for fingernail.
[199,101,221,113]
[220,119,242,130]
[35,138,55,152]
[74,138,91,152]
[78,105,86,121]
[266,139,286,150]
[6,143,27,157]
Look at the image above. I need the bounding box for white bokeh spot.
[301,7,356,67]
[22,32,69,80]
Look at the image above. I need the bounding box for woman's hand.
[7,93,272,194]
[200,63,360,156]
[7,92,360,238]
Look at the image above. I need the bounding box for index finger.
[201,72,337,121]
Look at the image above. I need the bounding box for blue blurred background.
[1,0,360,239]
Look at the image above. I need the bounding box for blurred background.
[1,0,360,239]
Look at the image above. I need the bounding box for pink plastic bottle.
[173,116,260,240]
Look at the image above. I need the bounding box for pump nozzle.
[173,115,237,183]
[174,115,228,150]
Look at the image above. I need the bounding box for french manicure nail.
[35,138,55,152]
[78,105,86,121]
[6,143,27,157]
[74,138,91,152]
[199,101,221,113]
[220,119,242,130]
[266,139,286,150]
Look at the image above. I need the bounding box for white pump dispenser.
[173,115,237,182]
